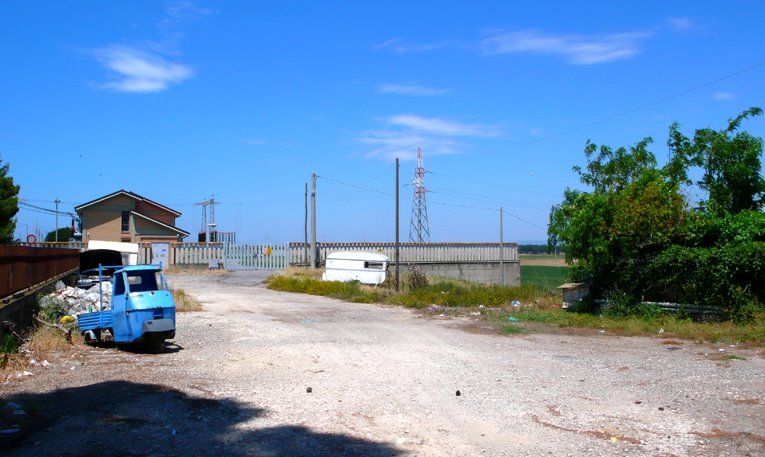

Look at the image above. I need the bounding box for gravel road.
[2,271,764,456]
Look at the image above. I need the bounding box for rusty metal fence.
[0,245,80,299]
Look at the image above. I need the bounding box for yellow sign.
[266,247,273,256]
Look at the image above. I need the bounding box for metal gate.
[222,243,288,271]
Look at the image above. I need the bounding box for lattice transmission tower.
[408,147,431,242]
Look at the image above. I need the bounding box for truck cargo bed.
[77,311,113,331]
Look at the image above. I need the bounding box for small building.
[557,282,590,309]
[75,190,189,243]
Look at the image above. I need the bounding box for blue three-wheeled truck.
[77,264,176,351]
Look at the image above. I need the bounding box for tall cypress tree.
[0,159,21,243]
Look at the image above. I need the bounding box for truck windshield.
[126,270,165,292]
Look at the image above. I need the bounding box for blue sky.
[2,1,764,244]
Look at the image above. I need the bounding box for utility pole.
[395,158,400,292]
[54,197,60,242]
[304,182,308,265]
[499,207,504,286]
[310,173,317,268]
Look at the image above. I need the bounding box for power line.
[428,188,550,210]
[318,173,547,229]
[429,170,559,197]
[317,175,394,197]
[463,58,765,158]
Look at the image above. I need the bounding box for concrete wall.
[403,261,520,286]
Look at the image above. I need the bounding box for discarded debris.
[40,282,113,321]
[511,300,521,307]
[507,316,519,322]
[456,390,461,396]
[306,386,313,393]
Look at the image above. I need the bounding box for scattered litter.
[658,406,665,411]
[171,429,177,436]
[599,330,605,333]
[658,328,665,334]
[301,319,313,324]
[1,428,20,434]
[470,312,481,316]
[634,400,642,404]
[511,300,521,307]
[17,371,33,377]
[4,402,22,410]
[306,386,313,393]
[718,348,725,353]
[41,360,50,367]
[478,304,485,309]
[12,409,26,416]
[59,315,75,324]
[29,359,36,365]
[455,390,461,396]
[507,316,519,322]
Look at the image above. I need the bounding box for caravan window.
[364,261,385,270]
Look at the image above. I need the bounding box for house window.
[121,211,130,233]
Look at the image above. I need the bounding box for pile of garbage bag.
[39,280,112,321]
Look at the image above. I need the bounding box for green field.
[521,265,570,291]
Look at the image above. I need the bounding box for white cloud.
[387,115,500,137]
[377,37,449,54]
[666,17,692,30]
[94,46,192,93]
[357,131,459,161]
[379,83,449,97]
[481,29,652,64]
[713,91,736,100]
[357,115,501,161]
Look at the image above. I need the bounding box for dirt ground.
[2,271,764,456]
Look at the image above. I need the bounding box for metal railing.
[0,245,80,299]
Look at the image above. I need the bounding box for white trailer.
[321,251,389,285]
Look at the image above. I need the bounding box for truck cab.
[77,264,176,350]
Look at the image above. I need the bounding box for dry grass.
[26,327,77,353]
[1,325,81,376]
[173,288,203,312]
[275,266,324,279]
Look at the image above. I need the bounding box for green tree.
[669,107,764,215]
[548,137,687,295]
[0,159,20,243]
[44,227,73,242]
[548,108,764,319]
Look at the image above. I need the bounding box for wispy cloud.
[357,115,501,161]
[713,91,736,100]
[666,17,692,31]
[481,29,652,64]
[89,1,211,93]
[387,115,500,137]
[94,46,192,93]
[377,37,449,54]
[379,83,450,96]
[158,0,215,49]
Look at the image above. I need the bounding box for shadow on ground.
[1,381,404,456]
